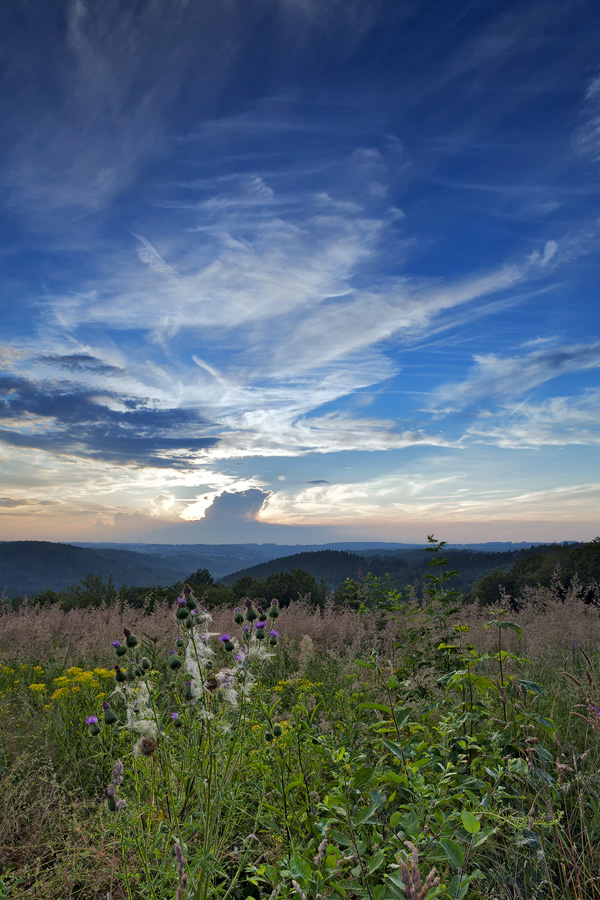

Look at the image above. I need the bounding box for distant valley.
[0,538,570,598]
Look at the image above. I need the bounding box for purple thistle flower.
[102,701,110,711]
[168,649,176,656]
[123,628,131,637]
[171,712,179,720]
[220,634,231,643]
[85,715,98,725]
[190,609,197,616]
[255,620,267,630]
[111,640,121,648]
[270,629,279,639]
[177,596,186,607]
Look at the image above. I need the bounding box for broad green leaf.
[368,849,386,874]
[460,810,480,834]
[329,829,351,846]
[382,739,407,762]
[471,826,496,848]
[359,702,392,714]
[440,838,465,869]
[390,811,402,829]
[498,621,523,638]
[356,803,380,825]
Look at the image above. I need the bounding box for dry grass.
[2,577,599,672]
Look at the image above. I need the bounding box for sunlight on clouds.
[262,473,600,526]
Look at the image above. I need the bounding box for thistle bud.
[176,607,190,620]
[183,617,195,629]
[140,658,151,671]
[264,731,274,743]
[116,645,128,657]
[125,633,138,648]
[246,606,258,622]
[183,584,192,597]
[90,724,101,736]
[268,600,280,619]
[269,630,279,646]
[185,595,197,610]
[169,655,182,671]
[273,724,283,737]
[104,709,117,725]
[176,637,184,647]
[114,665,126,683]
[234,608,244,625]
[184,680,193,701]
[225,640,235,652]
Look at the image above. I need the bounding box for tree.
[186,568,214,588]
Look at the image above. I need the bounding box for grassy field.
[1,544,600,900]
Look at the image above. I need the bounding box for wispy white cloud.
[468,390,600,449]
[437,340,600,409]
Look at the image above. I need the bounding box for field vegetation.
[1,537,600,899]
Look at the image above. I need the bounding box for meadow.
[1,539,600,900]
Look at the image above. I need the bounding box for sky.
[0,0,599,546]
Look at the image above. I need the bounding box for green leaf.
[498,621,523,638]
[440,838,465,869]
[460,810,480,834]
[289,854,311,883]
[359,702,392,714]
[382,739,407,762]
[471,826,496,848]
[370,789,387,807]
[368,849,386,874]
[355,804,379,826]
[330,829,351,847]
[390,811,402,829]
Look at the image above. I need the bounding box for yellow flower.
[28,683,47,693]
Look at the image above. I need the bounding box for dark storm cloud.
[0,375,218,465]
[202,489,270,524]
[39,354,125,375]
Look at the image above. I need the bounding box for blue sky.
[1,0,599,544]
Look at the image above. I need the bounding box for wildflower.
[314,838,327,866]
[104,707,118,726]
[234,608,244,625]
[28,683,46,693]
[220,633,231,643]
[124,629,138,648]
[85,715,99,725]
[111,640,121,648]
[268,599,280,619]
[269,629,279,646]
[112,760,124,784]
[138,735,158,756]
[244,600,258,622]
[177,596,186,607]
[175,843,188,900]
